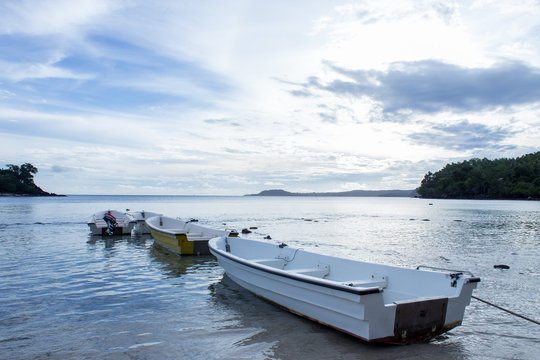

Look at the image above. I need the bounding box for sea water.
[0,195,538,359]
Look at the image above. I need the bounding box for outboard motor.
[103,212,117,235]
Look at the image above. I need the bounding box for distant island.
[417,151,539,200]
[246,189,418,197]
[0,163,61,196]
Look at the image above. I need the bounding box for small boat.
[145,215,238,255]
[129,211,162,235]
[88,210,135,235]
[209,236,480,344]
[88,210,162,236]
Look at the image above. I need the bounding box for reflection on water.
[0,196,538,359]
[149,245,217,278]
[208,275,474,360]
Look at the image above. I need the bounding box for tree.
[6,163,38,185]
[0,163,51,195]
[20,163,38,184]
[417,152,540,199]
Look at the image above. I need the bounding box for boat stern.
[367,270,480,344]
[391,297,449,344]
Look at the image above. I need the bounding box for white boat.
[145,215,238,255]
[88,210,135,235]
[129,211,162,235]
[88,210,162,236]
[209,236,480,344]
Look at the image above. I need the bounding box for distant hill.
[0,163,60,196]
[246,189,418,197]
[417,151,539,199]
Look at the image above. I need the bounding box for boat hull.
[146,216,236,256]
[88,223,133,235]
[149,229,211,255]
[209,236,479,344]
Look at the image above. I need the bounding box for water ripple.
[0,196,538,359]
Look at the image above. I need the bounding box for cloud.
[0,59,94,82]
[319,112,337,123]
[0,0,117,36]
[0,105,163,148]
[204,118,242,127]
[0,2,234,111]
[431,2,456,24]
[51,165,75,173]
[294,60,540,118]
[408,120,516,151]
[0,89,16,98]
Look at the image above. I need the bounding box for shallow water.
[0,196,538,359]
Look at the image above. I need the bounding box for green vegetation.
[0,163,57,196]
[417,152,540,199]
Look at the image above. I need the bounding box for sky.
[1,0,539,195]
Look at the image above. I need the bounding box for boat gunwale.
[209,237,382,296]
[145,215,189,236]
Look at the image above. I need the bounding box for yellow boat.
[145,215,238,255]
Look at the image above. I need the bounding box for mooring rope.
[472,295,540,325]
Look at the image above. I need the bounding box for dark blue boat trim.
[210,245,382,296]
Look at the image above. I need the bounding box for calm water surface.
[0,196,538,359]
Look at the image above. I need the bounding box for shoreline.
[0,193,65,197]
